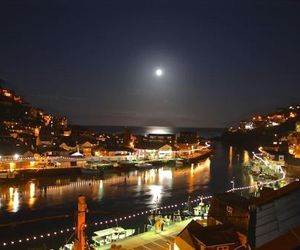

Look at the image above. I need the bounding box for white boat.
[175,160,184,166]
[135,162,153,168]
[193,200,209,219]
[91,227,135,248]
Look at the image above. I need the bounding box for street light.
[230,177,235,191]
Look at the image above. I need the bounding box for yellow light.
[9,162,15,172]
[29,182,35,198]
[28,182,36,208]
[190,163,194,176]
[13,189,19,213]
[229,146,233,167]
[243,151,250,165]
[9,187,14,198]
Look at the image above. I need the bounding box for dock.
[102,219,193,250]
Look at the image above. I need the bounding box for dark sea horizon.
[77,125,226,139]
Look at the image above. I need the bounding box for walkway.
[103,219,192,250]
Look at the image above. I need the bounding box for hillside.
[222,105,300,149]
[0,84,68,155]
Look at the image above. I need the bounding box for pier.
[105,219,193,250]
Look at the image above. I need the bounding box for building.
[173,220,243,250]
[208,193,251,241]
[257,224,300,250]
[208,182,300,249]
[79,141,95,157]
[135,142,175,160]
[147,134,176,145]
[177,131,199,144]
[252,183,300,248]
[59,139,77,152]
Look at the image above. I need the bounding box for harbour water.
[0,128,254,249]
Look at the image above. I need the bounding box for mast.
[74,195,87,250]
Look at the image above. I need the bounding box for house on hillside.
[59,138,77,152]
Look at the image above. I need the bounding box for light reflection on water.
[0,164,210,213]
[243,150,250,165]
[6,187,20,213]
[188,159,210,194]
[145,126,173,135]
[0,144,253,215]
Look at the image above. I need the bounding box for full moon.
[155,68,163,77]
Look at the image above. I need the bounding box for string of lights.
[0,143,211,163]
[0,194,214,247]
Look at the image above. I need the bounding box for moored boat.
[181,148,213,163]
[80,166,102,175]
[91,227,135,248]
[175,159,184,166]
[0,170,19,179]
[193,200,209,219]
[134,162,153,169]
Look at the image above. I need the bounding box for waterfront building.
[208,182,300,249]
[105,146,134,156]
[93,145,134,158]
[135,142,175,160]
[147,133,176,145]
[173,220,243,250]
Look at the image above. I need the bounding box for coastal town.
[0,84,212,178]
[1,1,300,249]
[0,85,300,250]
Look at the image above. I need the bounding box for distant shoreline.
[71,125,226,138]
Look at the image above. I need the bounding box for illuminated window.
[226,206,233,216]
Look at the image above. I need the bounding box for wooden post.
[74,195,87,250]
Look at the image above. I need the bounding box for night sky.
[0,0,299,127]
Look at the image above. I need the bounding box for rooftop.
[213,192,252,210]
[178,220,240,247]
